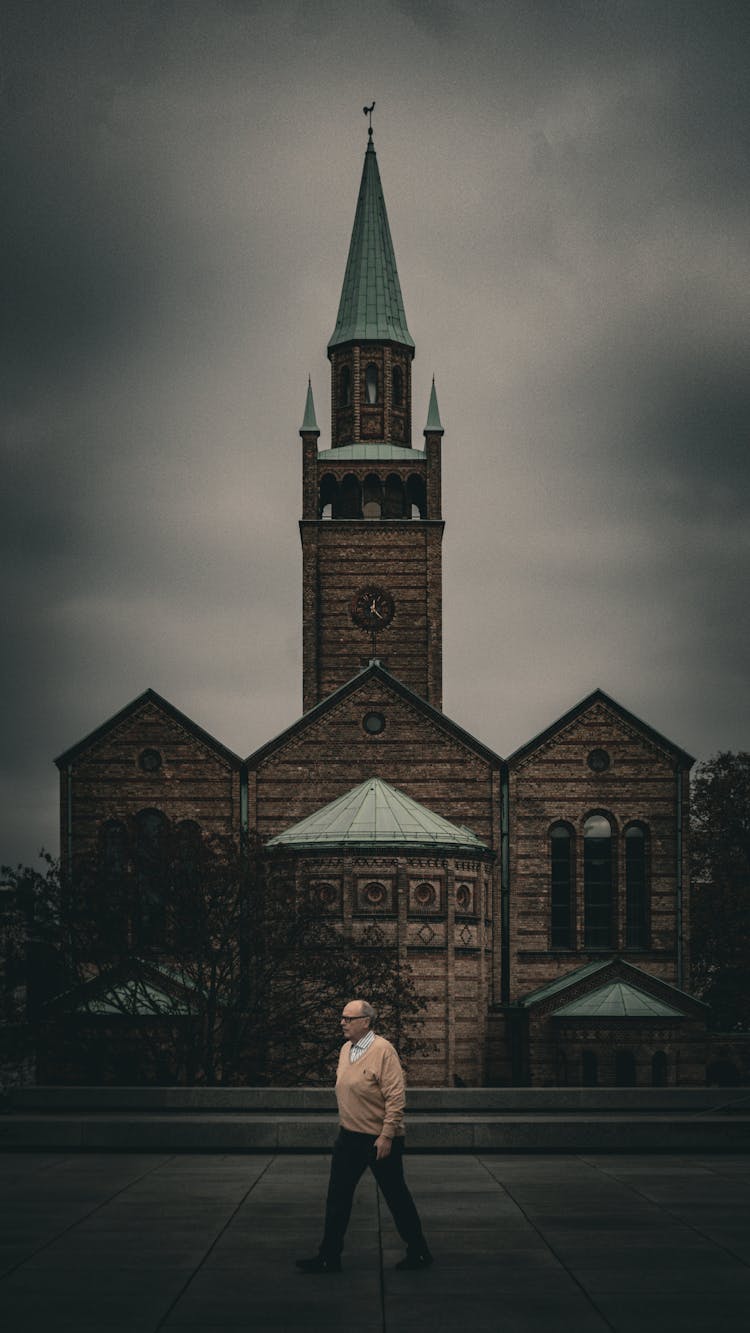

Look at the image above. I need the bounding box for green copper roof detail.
[300,377,319,434]
[328,139,414,351]
[317,442,423,461]
[554,981,685,1020]
[424,377,443,433]
[267,777,487,850]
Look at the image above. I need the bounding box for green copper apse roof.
[554,981,685,1020]
[266,777,487,851]
[328,137,414,352]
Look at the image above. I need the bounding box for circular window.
[316,883,337,906]
[414,882,437,908]
[363,711,386,735]
[363,882,386,906]
[139,748,162,773]
[587,749,611,773]
[456,884,471,911]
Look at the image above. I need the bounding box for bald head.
[340,999,377,1039]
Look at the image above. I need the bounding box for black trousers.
[320,1128,426,1260]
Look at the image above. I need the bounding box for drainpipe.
[240,767,249,846]
[500,765,510,1005]
[676,766,684,988]
[66,764,74,887]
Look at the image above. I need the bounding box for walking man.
[296,998,432,1274]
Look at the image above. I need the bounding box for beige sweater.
[335,1034,405,1139]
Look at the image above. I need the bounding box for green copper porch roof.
[554,981,685,1019]
[266,777,487,850]
[328,138,414,352]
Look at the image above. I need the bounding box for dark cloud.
[2,0,749,865]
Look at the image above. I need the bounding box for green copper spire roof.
[424,377,443,433]
[267,777,487,850]
[328,136,414,352]
[300,377,319,434]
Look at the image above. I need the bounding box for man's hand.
[374,1134,392,1160]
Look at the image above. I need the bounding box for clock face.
[350,586,395,630]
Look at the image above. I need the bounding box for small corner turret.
[300,377,320,436]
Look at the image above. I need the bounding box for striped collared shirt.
[349,1029,375,1064]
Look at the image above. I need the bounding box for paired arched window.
[392,364,403,406]
[365,363,378,404]
[625,824,649,948]
[550,813,650,951]
[583,814,613,948]
[550,823,574,949]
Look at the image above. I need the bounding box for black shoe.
[295,1255,341,1274]
[395,1248,433,1270]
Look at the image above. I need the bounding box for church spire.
[328,130,414,352]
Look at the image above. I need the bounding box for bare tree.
[3,824,429,1085]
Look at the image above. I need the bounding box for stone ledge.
[7,1086,750,1113]
[1,1111,748,1153]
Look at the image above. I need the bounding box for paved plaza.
[1,1149,749,1331]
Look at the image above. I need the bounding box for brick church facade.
[55,127,708,1087]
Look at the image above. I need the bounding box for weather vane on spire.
[363,101,375,137]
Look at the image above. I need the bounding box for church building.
[55,126,708,1087]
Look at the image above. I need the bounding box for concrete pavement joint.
[375,1175,387,1333]
[153,1154,275,1331]
[1,1151,177,1281]
[478,1154,618,1333]
[578,1153,750,1270]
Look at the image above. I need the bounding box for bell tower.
[300,125,444,712]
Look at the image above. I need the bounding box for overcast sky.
[2,0,749,867]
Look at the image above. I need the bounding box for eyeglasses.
[341,1015,365,1023]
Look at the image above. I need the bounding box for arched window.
[652,1051,668,1087]
[383,473,405,518]
[135,808,169,945]
[550,823,574,949]
[625,824,649,948]
[584,814,613,948]
[392,364,403,406]
[339,473,362,519]
[340,365,351,407]
[363,474,382,519]
[406,474,426,519]
[582,1050,598,1086]
[615,1050,636,1087]
[365,363,378,405]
